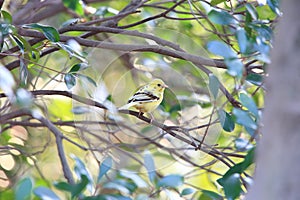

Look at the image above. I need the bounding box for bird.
[118,79,168,115]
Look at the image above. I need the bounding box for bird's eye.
[157,83,161,87]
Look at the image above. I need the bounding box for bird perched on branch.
[119,79,168,115]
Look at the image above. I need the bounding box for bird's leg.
[149,113,154,124]
[138,112,144,118]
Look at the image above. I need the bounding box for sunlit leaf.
[11,35,24,53]
[97,156,113,182]
[239,93,258,117]
[33,187,60,200]
[157,175,184,188]
[267,0,281,15]
[15,178,32,200]
[210,0,226,6]
[63,0,84,15]
[1,10,12,23]
[23,23,60,42]
[245,3,258,20]
[208,10,237,25]
[207,41,237,59]
[236,28,248,54]
[225,58,244,78]
[233,108,257,130]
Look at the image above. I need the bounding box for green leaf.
[69,63,89,73]
[233,108,257,130]
[56,42,86,62]
[207,41,237,59]
[71,155,94,193]
[219,148,255,180]
[225,58,244,78]
[200,190,223,200]
[64,73,76,89]
[1,10,12,23]
[55,175,89,198]
[143,151,156,183]
[218,110,235,132]
[245,3,258,20]
[33,187,60,200]
[208,74,220,99]
[246,73,263,86]
[62,0,84,15]
[239,93,258,117]
[208,10,237,25]
[11,35,25,53]
[23,23,60,42]
[15,178,32,200]
[120,170,148,188]
[236,28,248,54]
[180,188,195,196]
[267,0,281,15]
[157,175,184,188]
[245,126,256,137]
[97,156,113,182]
[218,173,242,200]
[210,0,226,6]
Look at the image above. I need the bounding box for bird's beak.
[164,84,169,88]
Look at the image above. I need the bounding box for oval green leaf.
[157,174,184,188]
[207,41,237,59]
[208,10,237,25]
[97,156,113,182]
[218,109,235,132]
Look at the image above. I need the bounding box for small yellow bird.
[119,79,168,114]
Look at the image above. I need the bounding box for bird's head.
[150,79,168,92]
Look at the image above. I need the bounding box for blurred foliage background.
[0,0,280,199]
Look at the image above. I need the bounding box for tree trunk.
[246,1,300,199]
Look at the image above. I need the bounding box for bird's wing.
[118,91,160,110]
[128,91,160,103]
